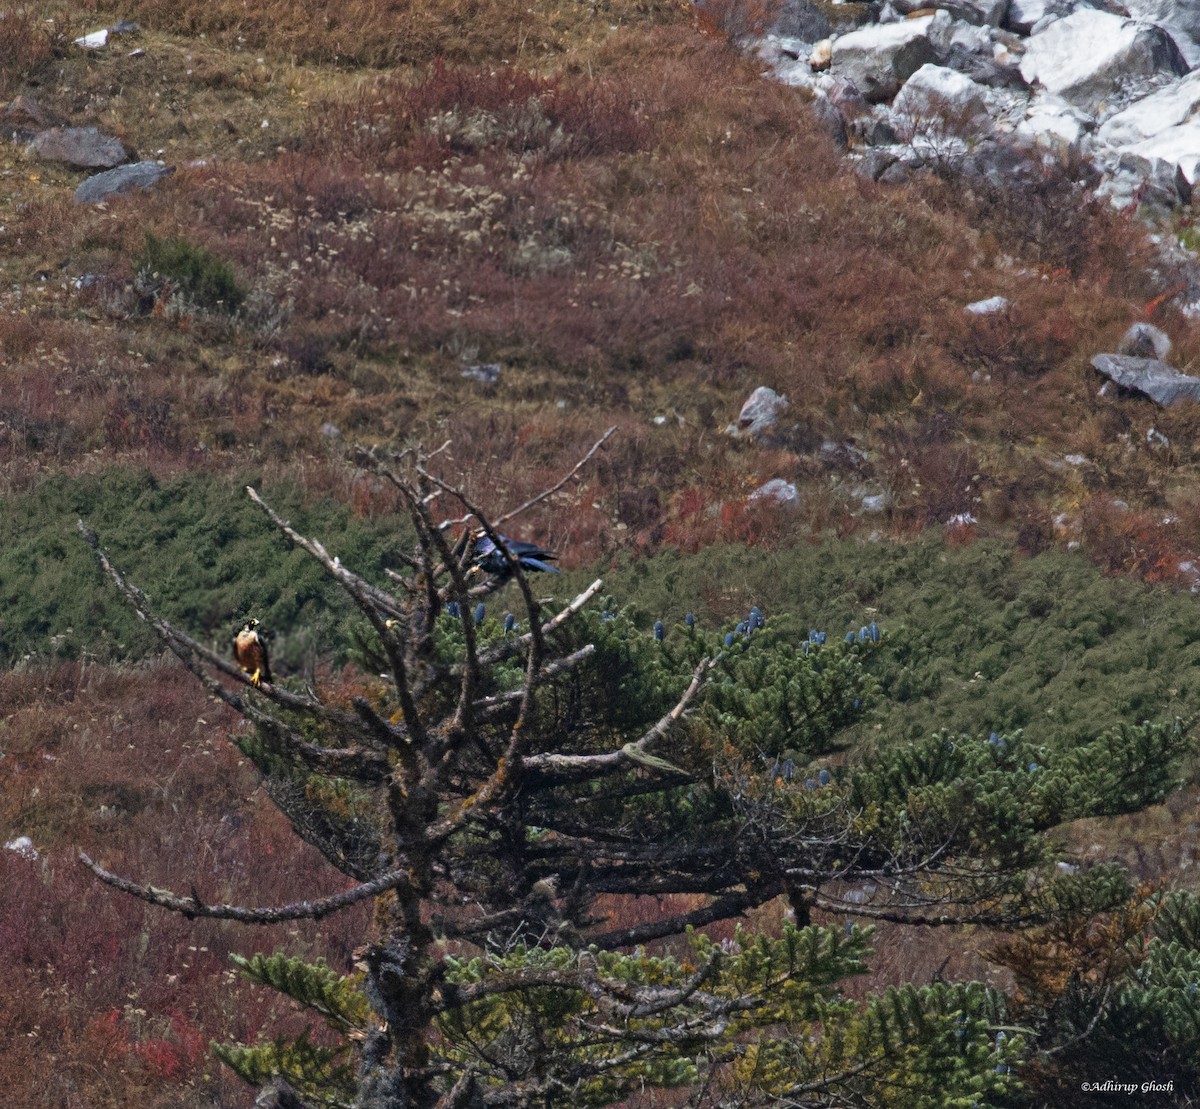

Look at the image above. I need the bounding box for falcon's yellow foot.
[251,668,262,688]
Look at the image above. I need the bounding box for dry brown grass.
[3,0,1200,573]
[0,661,370,1108]
[79,0,688,68]
[0,4,73,98]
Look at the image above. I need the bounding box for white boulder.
[748,478,801,509]
[1098,70,1200,148]
[965,295,1010,314]
[728,386,789,439]
[1019,10,1188,114]
[1004,0,1063,34]
[1014,94,1093,155]
[1122,0,1200,68]
[1125,122,1200,185]
[894,64,990,125]
[831,17,940,102]
[5,836,38,860]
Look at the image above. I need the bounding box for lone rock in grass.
[74,161,174,205]
[1092,352,1200,407]
[749,478,801,510]
[27,126,128,169]
[727,386,789,440]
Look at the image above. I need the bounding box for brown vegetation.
[5,14,1194,561]
[0,661,368,1108]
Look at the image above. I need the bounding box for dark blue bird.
[844,630,856,644]
[685,612,696,628]
[472,533,559,575]
[867,621,880,643]
[474,603,486,625]
[782,758,794,781]
[749,606,765,630]
[503,613,516,634]
[818,768,831,786]
[653,620,665,642]
[724,632,735,648]
[858,626,869,643]
[446,601,462,619]
[735,621,748,637]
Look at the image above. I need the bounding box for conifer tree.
[77,439,1195,1108]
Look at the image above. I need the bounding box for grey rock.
[893,64,990,128]
[770,0,833,40]
[811,95,849,146]
[73,160,173,204]
[943,0,1009,25]
[898,0,1008,24]
[1122,122,1200,190]
[855,147,901,179]
[1122,0,1200,67]
[878,158,917,184]
[461,363,502,385]
[1019,10,1188,115]
[1004,0,1074,34]
[729,386,789,438]
[1098,70,1200,149]
[861,117,900,146]
[320,422,342,439]
[940,43,1028,90]
[1120,322,1171,359]
[1097,151,1192,211]
[1092,352,1200,406]
[831,17,940,102]
[26,126,127,169]
[748,478,801,508]
[860,491,893,513]
[1014,95,1094,157]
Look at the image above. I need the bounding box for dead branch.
[78,851,414,923]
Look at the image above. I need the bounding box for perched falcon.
[233,618,272,688]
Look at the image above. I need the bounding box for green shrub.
[134,233,246,312]
[0,469,409,668]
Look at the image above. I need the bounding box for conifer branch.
[78,852,414,923]
[524,656,714,781]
